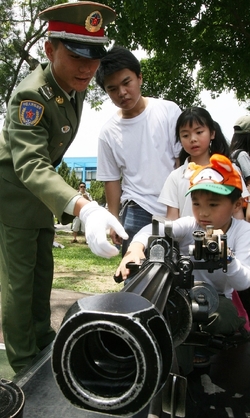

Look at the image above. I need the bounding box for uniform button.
[59,142,63,146]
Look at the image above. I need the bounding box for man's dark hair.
[95,45,141,91]
[191,188,242,203]
[48,37,61,49]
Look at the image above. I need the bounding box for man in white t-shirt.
[96,46,182,255]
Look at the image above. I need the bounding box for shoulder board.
[39,83,55,101]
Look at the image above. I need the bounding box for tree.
[69,169,80,190]
[140,54,202,109]
[1,0,250,112]
[0,0,67,113]
[57,160,71,184]
[89,181,106,206]
[57,160,81,189]
[105,0,250,105]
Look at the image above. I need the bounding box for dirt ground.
[0,288,89,345]
[0,276,122,345]
[53,270,122,294]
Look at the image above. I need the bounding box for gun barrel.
[52,292,173,416]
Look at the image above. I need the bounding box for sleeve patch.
[19,100,44,125]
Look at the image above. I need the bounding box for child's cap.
[39,1,116,59]
[185,154,242,196]
[233,115,250,134]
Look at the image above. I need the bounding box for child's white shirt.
[158,158,249,217]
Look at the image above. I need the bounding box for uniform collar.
[49,63,76,101]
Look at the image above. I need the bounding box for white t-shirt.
[132,217,250,299]
[232,150,250,180]
[158,158,249,217]
[97,97,182,216]
[158,158,192,217]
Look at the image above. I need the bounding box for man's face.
[45,40,100,93]
[191,190,241,233]
[103,69,142,111]
[79,184,86,192]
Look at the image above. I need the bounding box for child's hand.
[115,243,146,280]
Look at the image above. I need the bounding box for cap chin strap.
[48,31,108,44]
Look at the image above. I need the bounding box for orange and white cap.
[185,154,242,196]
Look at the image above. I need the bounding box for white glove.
[79,201,128,258]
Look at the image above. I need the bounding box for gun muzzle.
[52,292,173,416]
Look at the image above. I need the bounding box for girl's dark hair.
[95,45,141,91]
[176,107,229,165]
[229,131,250,156]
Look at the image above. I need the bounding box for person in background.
[71,182,92,243]
[230,115,250,222]
[116,154,250,372]
[158,107,248,219]
[96,45,182,255]
[229,115,250,316]
[0,2,128,373]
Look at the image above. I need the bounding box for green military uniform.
[0,0,116,373]
[0,63,85,371]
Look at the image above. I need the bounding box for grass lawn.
[53,230,124,293]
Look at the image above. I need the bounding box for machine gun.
[51,217,231,418]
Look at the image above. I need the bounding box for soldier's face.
[45,40,100,93]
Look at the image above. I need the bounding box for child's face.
[179,121,215,157]
[191,190,241,233]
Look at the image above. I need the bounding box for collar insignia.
[56,96,64,104]
[39,84,54,101]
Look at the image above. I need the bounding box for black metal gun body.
[52,217,229,417]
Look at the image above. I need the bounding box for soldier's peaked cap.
[39,1,116,59]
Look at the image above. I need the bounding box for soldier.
[0,1,127,372]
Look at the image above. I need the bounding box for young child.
[158,107,248,219]
[117,154,250,338]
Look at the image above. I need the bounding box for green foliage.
[57,160,71,184]
[57,160,81,189]
[140,56,202,109]
[192,0,250,101]
[104,0,250,104]
[1,0,250,112]
[89,180,106,205]
[69,169,79,189]
[0,0,67,113]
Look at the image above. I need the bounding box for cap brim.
[62,40,106,59]
[185,183,235,196]
[233,128,250,134]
